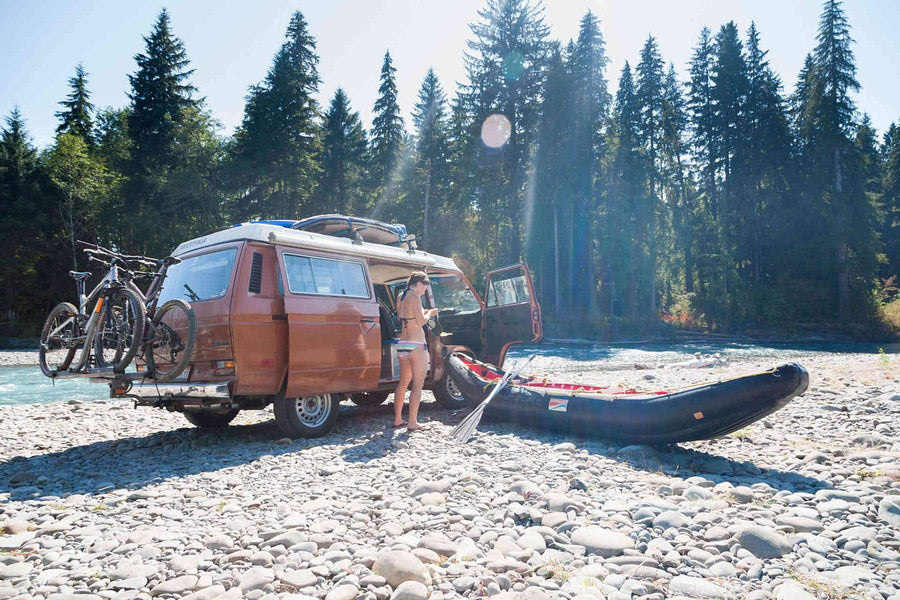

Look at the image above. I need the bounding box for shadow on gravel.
[0,400,828,502]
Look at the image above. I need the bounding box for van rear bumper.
[113,380,232,400]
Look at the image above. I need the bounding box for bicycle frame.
[67,258,128,372]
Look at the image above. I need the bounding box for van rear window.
[158,248,238,304]
[283,254,370,298]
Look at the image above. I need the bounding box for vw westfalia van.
[111,216,542,438]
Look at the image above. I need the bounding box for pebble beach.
[1,349,899,600]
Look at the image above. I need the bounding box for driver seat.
[378,300,400,340]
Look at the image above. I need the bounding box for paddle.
[449,354,535,443]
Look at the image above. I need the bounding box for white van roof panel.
[173,223,461,272]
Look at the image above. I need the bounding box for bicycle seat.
[69,271,91,280]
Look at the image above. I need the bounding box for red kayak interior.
[457,355,671,397]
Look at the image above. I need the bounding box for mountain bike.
[79,242,198,383]
[38,248,146,377]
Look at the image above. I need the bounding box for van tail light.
[213,360,235,376]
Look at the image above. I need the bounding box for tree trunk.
[553,207,561,319]
[423,159,431,250]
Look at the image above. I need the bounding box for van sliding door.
[480,263,543,367]
[275,248,381,397]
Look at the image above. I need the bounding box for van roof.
[173,223,461,272]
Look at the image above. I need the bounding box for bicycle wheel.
[94,286,146,373]
[145,299,197,382]
[39,302,80,377]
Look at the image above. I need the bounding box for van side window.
[248,252,263,294]
[276,265,284,296]
[283,254,370,298]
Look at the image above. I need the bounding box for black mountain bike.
[38,247,145,376]
[81,241,198,382]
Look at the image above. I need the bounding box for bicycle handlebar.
[79,241,158,267]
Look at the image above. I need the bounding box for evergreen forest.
[1,0,898,339]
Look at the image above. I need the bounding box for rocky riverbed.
[1,352,899,600]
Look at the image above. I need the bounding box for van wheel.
[274,393,340,438]
[183,409,240,428]
[433,371,469,410]
[350,391,390,407]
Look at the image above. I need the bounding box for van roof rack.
[237,215,417,249]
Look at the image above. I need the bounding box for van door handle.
[360,317,377,323]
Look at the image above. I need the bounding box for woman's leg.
[407,347,428,429]
[393,355,412,426]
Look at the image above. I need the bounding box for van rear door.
[480,263,542,367]
[276,248,381,397]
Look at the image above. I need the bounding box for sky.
[1,0,898,150]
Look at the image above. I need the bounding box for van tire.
[183,409,240,428]
[433,371,470,410]
[350,391,390,407]
[274,393,340,438]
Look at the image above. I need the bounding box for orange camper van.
[109,216,542,438]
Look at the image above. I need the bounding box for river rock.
[391,581,428,600]
[150,575,199,596]
[570,526,634,557]
[738,525,793,559]
[669,575,728,598]
[877,495,900,527]
[372,551,431,587]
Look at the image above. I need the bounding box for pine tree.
[687,27,717,219]
[741,22,792,286]
[0,109,45,326]
[127,9,198,168]
[569,10,610,315]
[370,51,405,194]
[532,44,574,317]
[807,0,868,320]
[319,88,367,215]
[411,68,449,247]
[463,0,549,264]
[635,35,665,315]
[660,64,693,294]
[231,10,322,220]
[605,63,646,318]
[882,123,900,279]
[55,63,94,143]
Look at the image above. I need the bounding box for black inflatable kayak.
[445,354,809,444]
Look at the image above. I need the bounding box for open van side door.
[275,247,382,397]
[480,263,542,367]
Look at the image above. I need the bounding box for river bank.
[1,351,898,599]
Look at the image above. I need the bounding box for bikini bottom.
[396,341,426,359]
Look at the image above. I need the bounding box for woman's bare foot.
[392,420,407,428]
[406,423,430,432]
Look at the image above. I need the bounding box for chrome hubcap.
[446,375,464,400]
[293,394,332,428]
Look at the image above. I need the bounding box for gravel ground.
[0,352,38,367]
[0,353,898,600]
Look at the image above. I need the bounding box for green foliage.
[55,63,94,142]
[317,88,368,216]
[229,10,322,221]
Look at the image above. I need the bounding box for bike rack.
[51,368,147,382]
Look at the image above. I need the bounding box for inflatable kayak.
[445,354,809,444]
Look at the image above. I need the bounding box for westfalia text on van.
[108,216,542,438]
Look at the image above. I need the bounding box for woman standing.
[393,271,438,431]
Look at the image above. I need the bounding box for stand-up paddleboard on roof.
[292,215,415,248]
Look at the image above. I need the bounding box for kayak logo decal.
[548,398,569,412]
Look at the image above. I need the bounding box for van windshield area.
[390,274,480,315]
[158,248,238,305]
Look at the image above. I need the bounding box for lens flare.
[481,114,511,148]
